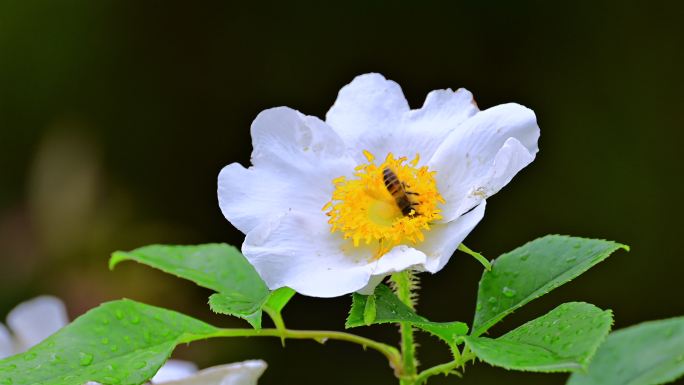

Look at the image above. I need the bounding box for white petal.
[372,245,427,276]
[0,323,14,359]
[428,103,539,221]
[6,296,68,351]
[356,275,386,295]
[250,107,348,168]
[326,74,479,163]
[151,359,198,383]
[242,207,437,297]
[451,138,535,219]
[218,107,355,234]
[360,246,429,294]
[325,73,409,159]
[420,201,487,273]
[243,211,375,298]
[158,360,267,385]
[398,88,479,161]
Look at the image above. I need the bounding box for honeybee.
[382,167,419,217]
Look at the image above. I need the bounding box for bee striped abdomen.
[383,167,417,217]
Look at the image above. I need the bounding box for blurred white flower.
[0,296,267,385]
[219,73,540,297]
[0,296,67,357]
[153,360,266,385]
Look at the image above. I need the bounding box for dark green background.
[1,1,682,384]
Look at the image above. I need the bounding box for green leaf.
[110,244,272,328]
[363,293,377,325]
[261,287,296,342]
[472,235,628,336]
[263,287,296,315]
[567,317,684,385]
[347,285,468,348]
[0,299,219,385]
[465,302,613,372]
[208,293,264,329]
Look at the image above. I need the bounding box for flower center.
[324,151,444,259]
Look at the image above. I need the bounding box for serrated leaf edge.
[473,235,628,336]
[465,302,614,373]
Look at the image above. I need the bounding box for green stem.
[263,308,287,346]
[208,327,402,375]
[414,344,477,384]
[399,323,417,385]
[414,361,460,384]
[391,271,419,384]
[458,243,491,271]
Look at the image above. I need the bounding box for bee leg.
[408,203,419,217]
[402,182,420,196]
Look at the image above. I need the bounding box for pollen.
[324,151,444,259]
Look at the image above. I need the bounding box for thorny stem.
[415,361,461,384]
[391,271,419,384]
[414,345,477,384]
[211,271,478,385]
[209,327,402,375]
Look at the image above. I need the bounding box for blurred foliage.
[0,1,682,384]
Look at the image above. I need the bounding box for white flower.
[218,73,540,298]
[148,360,266,385]
[0,296,267,385]
[0,296,68,358]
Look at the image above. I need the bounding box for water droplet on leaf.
[502,287,516,297]
[102,376,120,384]
[79,352,94,366]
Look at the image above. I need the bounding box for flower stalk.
[391,271,420,384]
[209,327,402,376]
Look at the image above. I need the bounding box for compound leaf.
[472,235,627,336]
[465,302,612,372]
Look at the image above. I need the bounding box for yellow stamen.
[410,153,420,167]
[363,149,375,162]
[324,151,443,260]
